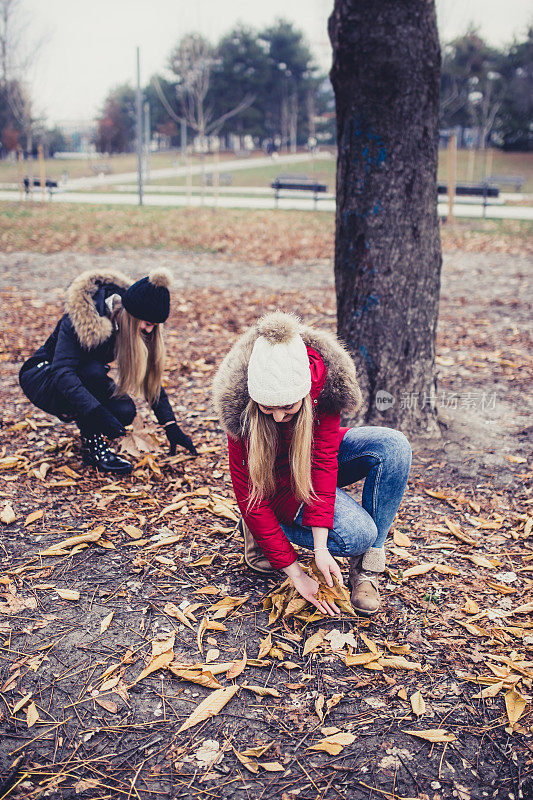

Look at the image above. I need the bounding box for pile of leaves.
[0,263,531,799]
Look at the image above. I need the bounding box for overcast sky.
[19,0,533,124]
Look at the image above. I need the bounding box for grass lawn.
[2,149,532,192]
[1,201,531,262]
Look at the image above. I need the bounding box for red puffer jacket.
[227,347,350,569]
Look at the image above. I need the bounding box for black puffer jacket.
[20,269,176,424]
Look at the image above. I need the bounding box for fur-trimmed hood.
[213,311,363,437]
[65,269,132,349]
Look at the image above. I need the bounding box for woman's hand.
[282,561,339,617]
[313,548,344,589]
[165,422,198,455]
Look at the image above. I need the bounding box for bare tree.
[0,0,39,157]
[159,33,254,150]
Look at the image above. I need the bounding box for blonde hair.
[242,394,315,509]
[114,309,165,405]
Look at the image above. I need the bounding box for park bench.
[438,181,500,219]
[90,163,112,175]
[271,174,328,208]
[487,174,525,192]
[23,177,59,198]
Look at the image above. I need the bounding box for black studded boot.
[80,433,133,475]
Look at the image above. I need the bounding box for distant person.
[19,269,197,474]
[213,311,411,617]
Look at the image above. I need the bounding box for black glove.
[165,422,197,456]
[80,405,126,439]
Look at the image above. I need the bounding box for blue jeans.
[280,426,412,557]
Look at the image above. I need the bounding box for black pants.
[19,360,136,435]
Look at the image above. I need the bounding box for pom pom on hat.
[122,269,173,323]
[247,312,311,407]
[148,268,172,288]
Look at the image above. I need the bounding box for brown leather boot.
[349,553,381,617]
[239,519,275,575]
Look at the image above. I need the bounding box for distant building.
[54,119,97,154]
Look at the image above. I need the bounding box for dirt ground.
[0,247,531,800]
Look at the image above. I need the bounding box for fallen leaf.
[26,701,39,727]
[226,648,247,680]
[132,651,174,685]
[403,729,456,743]
[100,612,114,634]
[0,503,16,525]
[39,530,102,556]
[462,598,480,614]
[303,629,326,656]
[163,602,195,631]
[243,684,281,698]
[473,681,505,699]
[261,762,284,772]
[56,589,80,601]
[258,633,272,659]
[444,517,477,546]
[122,524,143,539]
[241,742,274,758]
[205,649,220,664]
[410,690,426,716]
[24,510,44,527]
[12,693,32,714]
[190,554,216,567]
[308,731,356,755]
[505,688,527,726]
[403,563,435,579]
[234,748,259,774]
[95,697,118,714]
[393,530,412,547]
[168,666,222,690]
[178,684,239,733]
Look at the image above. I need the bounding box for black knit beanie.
[122,268,172,323]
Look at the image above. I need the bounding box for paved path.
[2,188,533,219]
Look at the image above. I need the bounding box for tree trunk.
[329,0,442,436]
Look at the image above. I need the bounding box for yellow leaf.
[359,632,379,653]
[234,748,259,774]
[242,742,274,758]
[39,530,102,556]
[226,648,247,680]
[12,693,32,714]
[468,554,496,569]
[308,731,356,755]
[151,634,175,657]
[26,701,39,727]
[280,661,300,670]
[260,762,285,772]
[410,690,426,716]
[197,617,208,654]
[243,684,281,698]
[378,656,423,671]
[398,688,408,701]
[144,535,181,552]
[444,517,477,546]
[122,524,143,539]
[473,681,505,699]
[403,729,456,743]
[403,563,435,579]
[163,602,195,631]
[205,648,220,664]
[434,564,460,575]
[505,689,527,726]
[178,684,239,733]
[344,652,382,666]
[393,530,412,547]
[511,602,533,615]
[190,554,216,567]
[132,651,173,685]
[258,633,272,659]
[56,588,80,601]
[168,666,222,690]
[0,503,16,525]
[302,629,326,657]
[95,697,118,713]
[506,455,526,464]
[315,694,325,721]
[462,598,480,614]
[385,641,411,655]
[100,613,114,634]
[24,510,44,527]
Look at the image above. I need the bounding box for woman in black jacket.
[19,268,197,474]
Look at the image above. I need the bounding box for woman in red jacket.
[213,312,411,617]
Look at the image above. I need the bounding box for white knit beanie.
[247,312,311,407]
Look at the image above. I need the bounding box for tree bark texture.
[329,0,442,435]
